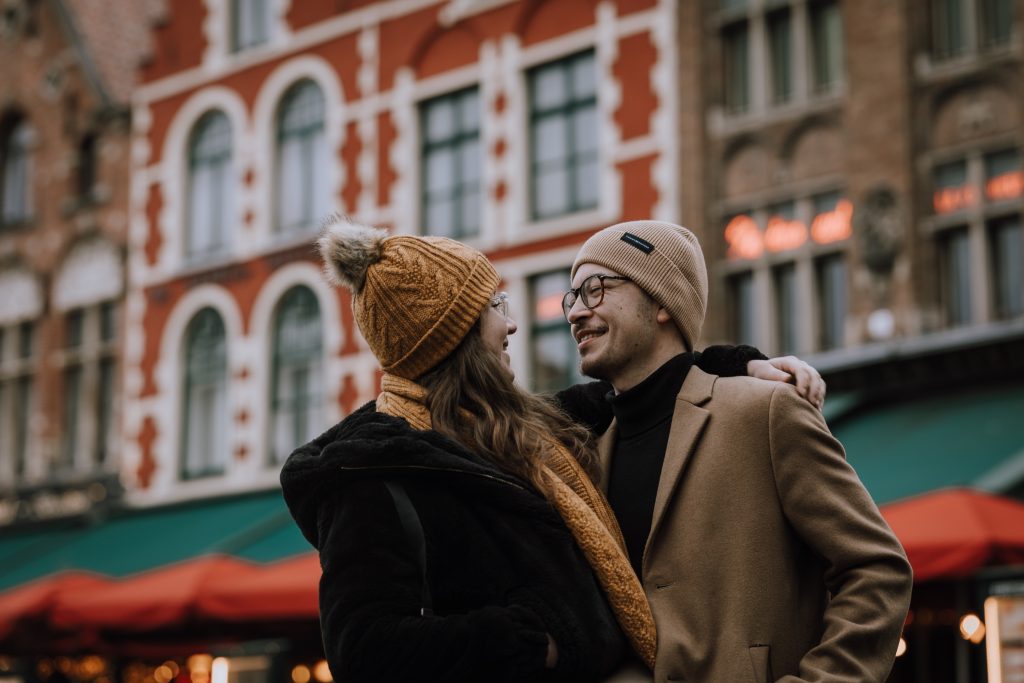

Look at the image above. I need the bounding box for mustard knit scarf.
[377,373,657,669]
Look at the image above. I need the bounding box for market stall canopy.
[831,382,1024,505]
[880,488,1024,581]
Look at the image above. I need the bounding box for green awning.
[832,382,1024,505]
[0,489,309,591]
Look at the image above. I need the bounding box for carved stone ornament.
[855,186,903,275]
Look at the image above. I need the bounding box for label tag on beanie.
[621,232,654,254]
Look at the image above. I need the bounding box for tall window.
[810,0,843,92]
[528,51,599,220]
[232,0,270,52]
[77,133,97,200]
[774,263,798,354]
[932,0,1013,58]
[989,216,1022,319]
[187,111,233,259]
[1,117,33,227]
[270,287,322,464]
[182,308,228,479]
[730,271,757,346]
[276,81,327,233]
[941,228,972,326]
[816,254,847,350]
[0,321,35,484]
[58,302,118,474]
[421,88,481,238]
[722,22,750,113]
[530,271,582,392]
[767,10,792,104]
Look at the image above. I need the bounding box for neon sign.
[724,199,853,261]
[986,170,1024,202]
[933,185,978,214]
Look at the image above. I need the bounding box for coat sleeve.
[766,386,913,683]
[552,345,768,436]
[317,479,551,683]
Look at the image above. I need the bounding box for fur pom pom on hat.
[318,214,500,380]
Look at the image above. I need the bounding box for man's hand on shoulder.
[747,356,826,411]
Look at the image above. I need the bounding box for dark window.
[932,0,967,58]
[187,111,233,258]
[232,0,270,52]
[271,286,323,464]
[810,0,844,92]
[989,216,1022,319]
[530,270,582,392]
[528,52,599,220]
[1,117,33,226]
[77,133,97,198]
[276,81,327,232]
[774,263,798,354]
[767,9,793,104]
[722,22,750,113]
[182,308,228,479]
[940,228,972,326]
[730,271,757,346]
[420,88,481,238]
[979,0,1013,46]
[816,253,847,350]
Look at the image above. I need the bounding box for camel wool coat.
[596,368,913,683]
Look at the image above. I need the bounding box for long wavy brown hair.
[418,324,598,496]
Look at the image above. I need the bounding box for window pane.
[66,309,84,348]
[574,156,600,210]
[233,0,269,50]
[459,139,481,188]
[458,89,480,133]
[14,377,31,477]
[420,88,481,237]
[723,22,750,112]
[276,135,305,229]
[811,0,843,91]
[2,120,33,224]
[731,272,757,346]
[460,186,481,237]
[774,264,798,354]
[980,0,1013,46]
[531,64,567,112]
[96,357,115,465]
[183,309,227,478]
[817,254,847,350]
[530,271,581,392]
[277,83,325,232]
[18,321,33,359]
[425,197,455,237]
[533,115,569,165]
[534,167,569,219]
[100,301,117,343]
[573,106,599,154]
[985,149,1022,202]
[768,10,792,103]
[272,287,322,464]
[932,0,966,58]
[933,159,974,214]
[424,98,456,142]
[942,229,972,326]
[61,366,82,470]
[990,216,1022,319]
[571,53,597,100]
[188,112,232,256]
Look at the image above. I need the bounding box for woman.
[281,216,780,682]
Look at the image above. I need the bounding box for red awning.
[881,488,1024,582]
[202,553,319,621]
[0,572,111,644]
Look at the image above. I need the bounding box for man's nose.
[566,298,591,324]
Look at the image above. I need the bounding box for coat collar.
[596,367,716,571]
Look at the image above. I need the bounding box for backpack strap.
[383,480,433,617]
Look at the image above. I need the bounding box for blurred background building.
[0,0,1021,681]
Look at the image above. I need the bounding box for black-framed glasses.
[490,291,510,318]
[561,275,631,321]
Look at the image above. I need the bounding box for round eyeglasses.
[561,275,631,321]
[490,291,510,318]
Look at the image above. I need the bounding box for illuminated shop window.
[529,270,583,393]
[420,87,481,238]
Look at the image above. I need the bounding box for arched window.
[275,81,327,233]
[270,286,322,463]
[1,117,33,227]
[182,308,228,479]
[187,111,233,258]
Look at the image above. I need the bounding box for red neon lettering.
[764,215,808,253]
[811,198,853,245]
[535,292,564,322]
[724,214,764,260]
[986,171,1024,201]
[932,185,978,214]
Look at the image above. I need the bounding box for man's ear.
[656,307,673,325]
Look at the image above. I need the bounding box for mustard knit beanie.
[571,220,708,351]
[318,215,500,380]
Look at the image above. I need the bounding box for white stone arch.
[250,55,346,250]
[52,237,124,311]
[150,285,246,494]
[157,86,250,276]
[0,265,43,324]
[247,261,345,465]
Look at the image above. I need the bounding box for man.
[564,220,913,683]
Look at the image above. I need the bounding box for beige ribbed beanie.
[318,215,500,380]
[571,220,708,351]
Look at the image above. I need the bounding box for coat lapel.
[596,422,618,494]
[643,368,716,563]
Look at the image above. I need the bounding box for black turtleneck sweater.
[607,353,693,577]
